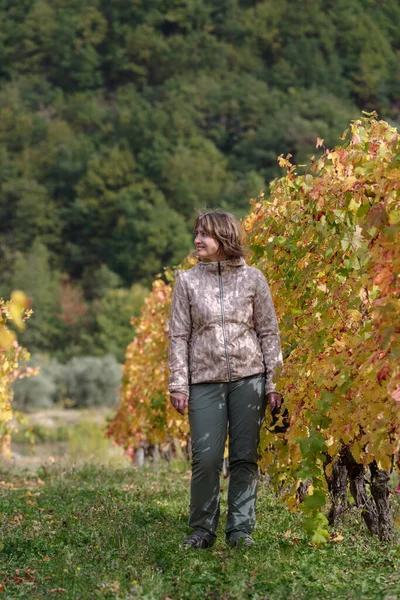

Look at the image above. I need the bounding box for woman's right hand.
[170,392,189,415]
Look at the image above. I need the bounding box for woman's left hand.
[267,392,283,411]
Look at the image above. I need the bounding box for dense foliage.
[245,114,399,541]
[108,115,400,541]
[107,274,189,452]
[1,0,400,358]
[0,241,148,362]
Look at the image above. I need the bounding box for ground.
[0,458,399,600]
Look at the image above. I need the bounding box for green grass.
[0,462,399,600]
[10,409,128,468]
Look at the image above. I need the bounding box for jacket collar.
[197,257,246,272]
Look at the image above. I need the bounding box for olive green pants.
[188,374,266,538]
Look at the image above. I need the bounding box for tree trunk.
[325,454,348,526]
[342,446,380,536]
[370,461,393,541]
[135,447,145,467]
[151,444,160,464]
[296,479,311,503]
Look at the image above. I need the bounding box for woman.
[168,211,283,549]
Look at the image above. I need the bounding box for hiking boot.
[182,529,215,549]
[226,531,254,548]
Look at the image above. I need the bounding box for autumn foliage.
[108,115,399,539]
[0,291,36,456]
[244,114,399,541]
[107,265,192,455]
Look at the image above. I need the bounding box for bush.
[12,355,66,412]
[12,371,55,412]
[64,355,121,408]
[13,353,122,411]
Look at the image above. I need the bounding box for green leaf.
[249,243,264,259]
[341,239,350,252]
[303,511,329,535]
[317,390,336,412]
[303,516,316,535]
[299,438,310,456]
[389,210,400,225]
[314,512,329,528]
[311,527,329,545]
[357,203,370,218]
[303,489,326,509]
[309,431,328,454]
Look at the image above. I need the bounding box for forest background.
[1,0,400,410]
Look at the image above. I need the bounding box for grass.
[10,409,128,469]
[0,461,399,600]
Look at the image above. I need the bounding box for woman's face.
[194,228,225,261]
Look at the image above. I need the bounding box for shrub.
[64,355,121,408]
[0,291,36,455]
[12,355,66,412]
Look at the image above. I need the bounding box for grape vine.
[0,291,36,457]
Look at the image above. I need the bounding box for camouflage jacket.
[168,257,283,397]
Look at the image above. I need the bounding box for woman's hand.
[267,392,283,411]
[170,392,189,415]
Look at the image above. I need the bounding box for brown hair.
[194,210,244,259]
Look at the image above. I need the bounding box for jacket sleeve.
[253,271,283,395]
[168,273,191,397]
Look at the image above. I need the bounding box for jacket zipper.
[218,262,232,381]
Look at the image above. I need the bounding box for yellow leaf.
[10,291,28,328]
[330,534,344,543]
[348,198,361,212]
[348,310,362,323]
[0,409,13,424]
[0,326,15,349]
[286,496,299,512]
[386,168,400,180]
[377,455,392,471]
[343,176,357,191]
[351,442,361,463]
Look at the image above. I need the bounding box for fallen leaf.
[283,530,292,538]
[11,514,25,522]
[330,533,344,543]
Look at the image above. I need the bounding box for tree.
[1,240,64,353]
[95,284,148,363]
[161,137,232,220]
